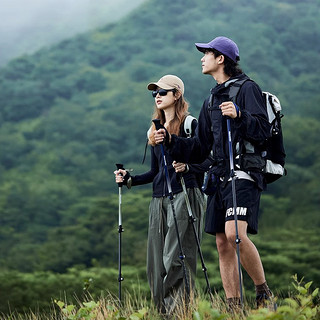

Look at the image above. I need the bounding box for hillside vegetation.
[0,0,319,314]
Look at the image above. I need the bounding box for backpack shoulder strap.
[228,77,250,103]
[184,115,196,138]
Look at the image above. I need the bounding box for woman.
[114,75,208,314]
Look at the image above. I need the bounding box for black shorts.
[204,179,261,235]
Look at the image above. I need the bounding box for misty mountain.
[0,0,145,66]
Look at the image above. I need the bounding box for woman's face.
[153,88,177,111]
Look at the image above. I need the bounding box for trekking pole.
[153,119,190,298]
[226,118,244,306]
[115,163,125,303]
[179,175,212,295]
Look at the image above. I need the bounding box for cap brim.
[195,42,210,52]
[147,83,158,91]
[147,81,175,91]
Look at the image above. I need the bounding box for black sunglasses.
[152,89,175,98]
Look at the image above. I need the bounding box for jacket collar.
[211,73,246,94]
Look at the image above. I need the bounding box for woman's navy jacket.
[131,118,211,197]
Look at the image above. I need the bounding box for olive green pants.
[146,188,205,313]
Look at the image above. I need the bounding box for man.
[154,36,276,310]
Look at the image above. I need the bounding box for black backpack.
[228,78,286,184]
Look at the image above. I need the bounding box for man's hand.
[154,128,171,144]
[172,161,188,173]
[219,101,241,118]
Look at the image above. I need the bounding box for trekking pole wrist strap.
[234,103,240,118]
[126,176,132,189]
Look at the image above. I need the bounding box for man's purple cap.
[195,36,240,63]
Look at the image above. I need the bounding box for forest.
[0,0,319,314]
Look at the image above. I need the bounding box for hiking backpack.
[183,115,196,138]
[228,78,286,184]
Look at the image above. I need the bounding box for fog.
[0,0,145,66]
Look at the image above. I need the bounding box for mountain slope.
[0,0,319,276]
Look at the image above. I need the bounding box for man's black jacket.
[167,74,271,190]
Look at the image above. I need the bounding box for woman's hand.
[154,128,171,144]
[114,169,127,184]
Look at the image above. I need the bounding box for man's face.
[200,50,220,75]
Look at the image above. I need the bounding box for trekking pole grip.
[153,119,170,147]
[116,163,124,187]
[152,119,161,131]
[153,119,167,147]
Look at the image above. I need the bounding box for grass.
[1,275,319,320]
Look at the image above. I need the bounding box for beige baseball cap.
[147,75,184,94]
